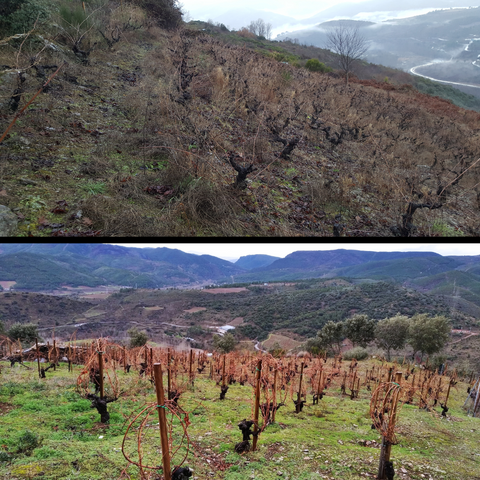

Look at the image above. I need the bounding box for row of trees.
[1,320,149,349]
[307,313,451,361]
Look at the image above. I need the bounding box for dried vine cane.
[370,372,403,480]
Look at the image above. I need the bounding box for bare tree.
[247,18,272,39]
[264,22,272,40]
[326,26,368,84]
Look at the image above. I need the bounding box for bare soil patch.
[262,333,302,351]
[0,281,16,290]
[0,402,15,415]
[203,288,248,294]
[229,317,244,326]
[184,307,207,313]
[78,293,111,300]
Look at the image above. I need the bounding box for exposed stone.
[0,205,18,236]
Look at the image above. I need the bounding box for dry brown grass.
[80,194,165,236]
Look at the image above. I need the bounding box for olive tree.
[408,313,450,361]
[343,314,376,347]
[127,327,148,348]
[7,323,41,346]
[316,320,345,356]
[213,331,236,353]
[325,26,368,84]
[375,314,410,361]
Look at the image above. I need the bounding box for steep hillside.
[0,244,246,289]
[0,253,105,289]
[410,270,480,308]
[1,2,480,236]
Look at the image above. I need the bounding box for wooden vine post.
[296,362,305,413]
[98,350,105,399]
[252,359,262,452]
[35,338,41,379]
[377,372,402,480]
[272,369,278,423]
[52,339,56,371]
[444,377,453,408]
[189,349,193,384]
[150,347,154,381]
[123,346,127,373]
[167,353,172,400]
[68,344,72,372]
[222,355,226,387]
[153,363,172,480]
[316,369,324,402]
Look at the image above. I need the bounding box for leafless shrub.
[236,28,256,39]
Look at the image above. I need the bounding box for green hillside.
[173,280,453,340]
[333,256,460,282]
[411,270,480,308]
[0,253,103,289]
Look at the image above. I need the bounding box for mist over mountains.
[193,0,467,31]
[199,1,480,99]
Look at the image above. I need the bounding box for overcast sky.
[180,0,346,19]
[112,243,479,263]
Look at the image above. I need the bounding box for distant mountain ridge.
[0,244,246,290]
[1,246,480,316]
[249,249,441,273]
[235,254,280,270]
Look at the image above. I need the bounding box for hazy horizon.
[180,0,476,36]
[111,243,480,263]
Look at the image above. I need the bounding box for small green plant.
[280,70,292,83]
[0,451,11,462]
[33,447,57,459]
[431,221,465,237]
[305,59,332,73]
[16,430,40,455]
[20,195,46,213]
[80,182,106,195]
